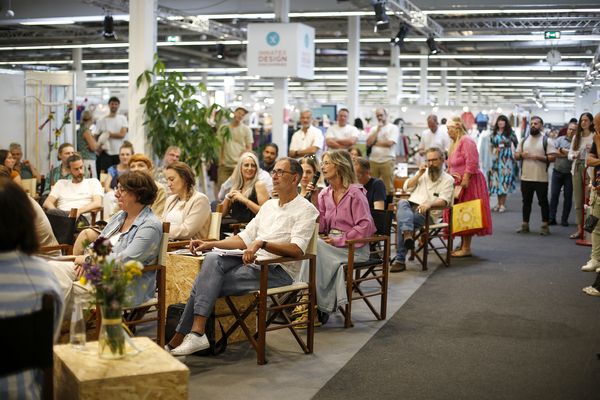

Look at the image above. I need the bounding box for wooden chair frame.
[338,209,393,328]
[410,205,453,271]
[219,223,319,365]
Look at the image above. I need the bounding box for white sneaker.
[170,333,209,356]
[582,286,600,297]
[581,260,600,272]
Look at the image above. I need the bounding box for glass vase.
[98,304,126,359]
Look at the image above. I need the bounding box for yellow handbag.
[452,199,483,235]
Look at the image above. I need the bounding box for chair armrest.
[345,235,389,246]
[39,244,74,256]
[167,240,190,251]
[255,253,315,266]
[142,264,164,273]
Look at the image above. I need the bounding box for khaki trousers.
[369,159,395,194]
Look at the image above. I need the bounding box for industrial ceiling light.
[391,24,409,46]
[216,43,224,59]
[426,35,438,54]
[102,13,116,39]
[372,1,389,32]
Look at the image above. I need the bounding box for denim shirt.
[101,206,162,306]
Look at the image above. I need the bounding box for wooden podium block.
[165,253,256,343]
[54,337,188,399]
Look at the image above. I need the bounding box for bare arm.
[77,195,102,216]
[43,195,57,210]
[290,146,319,158]
[83,129,98,151]
[373,200,385,210]
[366,128,379,147]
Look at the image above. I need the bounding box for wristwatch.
[261,241,268,249]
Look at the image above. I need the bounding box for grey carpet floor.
[314,194,600,400]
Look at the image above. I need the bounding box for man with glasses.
[366,108,399,193]
[390,147,454,272]
[43,153,103,223]
[166,157,319,356]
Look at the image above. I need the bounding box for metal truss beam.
[438,15,600,32]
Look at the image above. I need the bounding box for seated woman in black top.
[220,152,269,234]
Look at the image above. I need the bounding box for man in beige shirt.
[218,107,254,188]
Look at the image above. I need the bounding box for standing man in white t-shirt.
[418,114,450,156]
[514,116,557,235]
[43,154,103,220]
[366,108,399,193]
[96,96,128,174]
[325,108,359,150]
[289,110,324,160]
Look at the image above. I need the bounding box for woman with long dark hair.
[488,115,518,212]
[569,112,595,239]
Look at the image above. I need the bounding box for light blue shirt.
[101,206,162,306]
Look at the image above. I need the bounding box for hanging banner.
[247,23,315,80]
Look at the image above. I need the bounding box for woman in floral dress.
[488,115,518,212]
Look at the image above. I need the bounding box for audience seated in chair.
[0,149,22,186]
[162,161,211,240]
[154,145,181,193]
[0,177,64,400]
[298,155,322,207]
[43,142,75,196]
[50,171,162,313]
[43,153,103,224]
[9,142,41,182]
[295,150,376,326]
[353,156,387,210]
[166,157,319,357]
[390,147,454,273]
[220,152,269,235]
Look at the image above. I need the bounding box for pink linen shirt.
[318,183,376,247]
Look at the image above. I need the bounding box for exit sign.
[544,31,561,39]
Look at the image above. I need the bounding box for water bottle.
[70,300,86,350]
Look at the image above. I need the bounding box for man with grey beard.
[390,147,454,272]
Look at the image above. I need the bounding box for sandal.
[292,313,321,329]
[498,206,506,213]
[290,304,308,318]
[569,231,581,239]
[492,205,500,212]
[451,250,473,258]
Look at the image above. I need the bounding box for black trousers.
[96,152,119,176]
[549,170,573,223]
[521,180,549,223]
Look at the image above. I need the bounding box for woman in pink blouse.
[295,150,375,327]
[447,117,493,257]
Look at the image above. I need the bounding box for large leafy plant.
[137,55,230,174]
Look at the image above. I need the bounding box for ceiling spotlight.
[426,35,438,55]
[102,14,116,40]
[391,24,409,46]
[372,1,389,32]
[216,44,224,59]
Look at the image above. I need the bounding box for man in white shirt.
[325,108,359,150]
[96,96,128,173]
[44,154,103,220]
[514,116,557,235]
[166,157,319,356]
[419,115,450,156]
[289,110,324,160]
[390,148,454,272]
[366,108,399,193]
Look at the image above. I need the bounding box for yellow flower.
[124,260,143,278]
[79,276,87,285]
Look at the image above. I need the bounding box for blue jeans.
[394,200,426,263]
[176,252,293,334]
[549,170,573,223]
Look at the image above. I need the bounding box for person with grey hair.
[9,142,40,181]
[366,108,399,193]
[418,114,450,157]
[166,157,319,356]
[390,147,454,272]
[289,110,324,160]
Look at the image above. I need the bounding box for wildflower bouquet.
[80,236,143,358]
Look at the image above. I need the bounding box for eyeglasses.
[320,161,332,168]
[270,169,293,177]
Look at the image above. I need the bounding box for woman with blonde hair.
[221,152,269,230]
[446,117,492,257]
[162,161,211,240]
[294,149,375,326]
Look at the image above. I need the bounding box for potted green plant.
[136,55,230,175]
